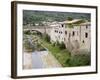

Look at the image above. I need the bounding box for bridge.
[24,28,46,34]
[23,26,51,34]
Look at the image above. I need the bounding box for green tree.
[66,53,91,66]
[67,17,73,21]
[24,31,31,35]
[56,40,60,46]
[44,34,50,43]
[59,42,66,49]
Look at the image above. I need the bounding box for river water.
[32,51,44,68]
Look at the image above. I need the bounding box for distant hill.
[23,10,90,25]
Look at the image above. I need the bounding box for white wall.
[0,0,100,80]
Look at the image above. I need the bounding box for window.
[86,25,88,29]
[72,31,75,36]
[82,40,84,43]
[69,33,71,37]
[65,31,67,35]
[62,24,64,27]
[55,30,58,33]
[85,32,88,38]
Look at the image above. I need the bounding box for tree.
[56,41,66,49]
[24,40,35,52]
[67,17,73,21]
[44,34,50,43]
[56,40,60,46]
[66,53,91,66]
[59,42,66,49]
[24,31,31,35]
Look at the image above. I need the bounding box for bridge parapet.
[23,26,52,34]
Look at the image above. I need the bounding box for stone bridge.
[24,28,46,34]
[23,26,51,34]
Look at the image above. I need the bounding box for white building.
[50,22,65,43]
[50,19,91,52]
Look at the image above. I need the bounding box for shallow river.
[32,51,44,68]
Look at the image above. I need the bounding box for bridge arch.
[23,29,43,37]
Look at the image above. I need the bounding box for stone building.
[50,19,91,52]
[50,22,65,43]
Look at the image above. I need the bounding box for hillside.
[23,10,90,25]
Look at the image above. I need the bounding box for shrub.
[44,34,50,43]
[56,40,60,46]
[67,17,73,21]
[24,40,35,52]
[24,31,31,35]
[59,42,66,49]
[52,42,56,47]
[66,53,91,66]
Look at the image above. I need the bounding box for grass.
[66,53,91,66]
[39,36,90,67]
[39,38,71,67]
